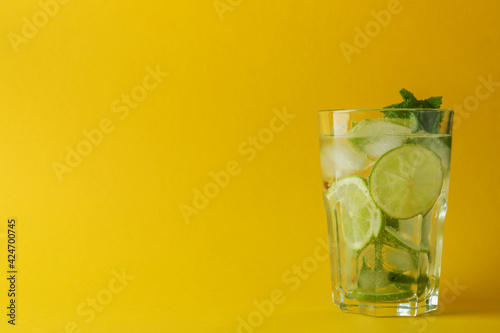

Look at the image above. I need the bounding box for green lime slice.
[369,144,443,219]
[383,215,431,253]
[326,176,382,250]
[385,114,420,133]
[384,228,420,254]
[352,289,414,302]
[347,119,412,158]
[388,271,416,287]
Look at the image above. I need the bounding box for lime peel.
[326,176,382,251]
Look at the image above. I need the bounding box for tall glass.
[318,109,453,317]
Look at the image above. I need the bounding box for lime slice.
[347,119,412,158]
[326,176,382,250]
[353,289,413,302]
[388,271,416,287]
[384,216,422,253]
[384,214,432,253]
[384,228,420,254]
[369,144,443,219]
[386,114,420,133]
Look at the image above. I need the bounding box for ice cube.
[408,135,451,172]
[383,245,418,272]
[346,119,411,158]
[319,136,370,181]
[360,136,406,158]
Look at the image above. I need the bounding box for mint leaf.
[383,109,412,119]
[383,89,443,133]
[399,89,417,103]
[385,216,399,231]
[415,111,443,134]
[425,96,442,109]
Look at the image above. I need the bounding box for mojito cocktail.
[318,106,453,317]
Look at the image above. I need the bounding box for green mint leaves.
[383,89,443,133]
[384,89,442,110]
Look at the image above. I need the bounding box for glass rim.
[318,108,454,114]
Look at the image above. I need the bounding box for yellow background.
[1,0,499,332]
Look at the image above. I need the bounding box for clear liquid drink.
[318,109,453,316]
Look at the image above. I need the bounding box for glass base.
[335,294,439,317]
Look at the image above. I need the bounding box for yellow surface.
[1,0,499,332]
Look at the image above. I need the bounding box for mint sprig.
[383,89,443,133]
